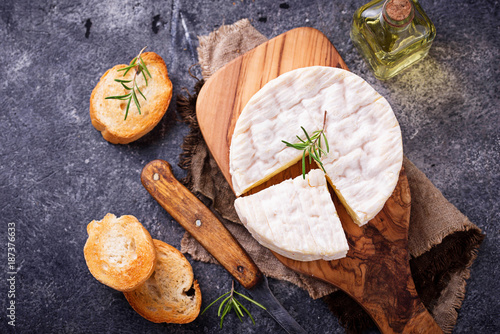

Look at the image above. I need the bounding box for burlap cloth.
[177,19,484,333]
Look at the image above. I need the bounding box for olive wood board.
[196,27,442,333]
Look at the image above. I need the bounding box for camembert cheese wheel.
[230,66,403,226]
[234,169,349,261]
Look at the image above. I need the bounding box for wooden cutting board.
[196,27,441,333]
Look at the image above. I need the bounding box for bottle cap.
[383,0,414,27]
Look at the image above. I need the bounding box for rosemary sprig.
[201,281,266,329]
[105,46,152,120]
[282,110,330,179]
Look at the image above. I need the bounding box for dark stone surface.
[0,0,498,333]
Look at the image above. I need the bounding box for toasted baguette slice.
[84,213,156,292]
[124,239,202,324]
[90,52,172,144]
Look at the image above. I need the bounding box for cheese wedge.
[229,66,403,226]
[234,169,349,261]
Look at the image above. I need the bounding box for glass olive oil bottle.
[351,0,436,80]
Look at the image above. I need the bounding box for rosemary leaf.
[105,94,131,100]
[220,303,232,328]
[312,146,319,161]
[124,97,132,120]
[318,162,327,173]
[114,79,133,83]
[222,303,232,319]
[136,85,146,101]
[126,57,138,73]
[132,90,141,114]
[311,151,321,163]
[201,292,230,316]
[139,56,152,78]
[235,299,256,325]
[217,295,232,317]
[318,135,322,156]
[120,82,132,90]
[233,291,267,310]
[142,70,148,86]
[234,310,243,323]
[302,150,306,179]
[122,63,136,76]
[301,126,311,142]
[117,65,134,73]
[233,301,244,321]
[282,141,308,150]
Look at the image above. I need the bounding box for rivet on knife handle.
[141,159,262,289]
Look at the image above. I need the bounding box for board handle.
[373,299,443,333]
[354,268,443,334]
[403,304,443,334]
[141,159,262,289]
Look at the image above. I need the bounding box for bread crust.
[124,239,202,324]
[83,214,156,292]
[89,52,172,144]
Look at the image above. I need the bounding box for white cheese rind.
[234,169,349,261]
[229,66,403,226]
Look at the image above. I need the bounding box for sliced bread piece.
[124,239,202,324]
[90,52,173,144]
[83,213,156,292]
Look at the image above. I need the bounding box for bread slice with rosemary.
[124,239,202,324]
[90,51,172,144]
[83,213,156,292]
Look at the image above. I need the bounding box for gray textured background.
[0,0,498,333]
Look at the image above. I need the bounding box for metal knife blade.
[141,160,307,334]
[247,276,306,334]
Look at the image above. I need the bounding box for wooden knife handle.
[141,159,262,289]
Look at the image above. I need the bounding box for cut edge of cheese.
[323,173,361,224]
[232,154,303,197]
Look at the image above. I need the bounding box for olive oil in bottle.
[351,0,436,80]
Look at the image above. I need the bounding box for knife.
[141,159,307,334]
